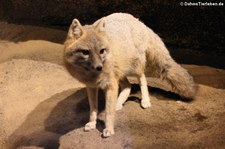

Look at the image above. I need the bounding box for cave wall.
[0,0,224,67]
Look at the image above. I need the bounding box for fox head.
[64,18,110,76]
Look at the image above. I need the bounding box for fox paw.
[141,99,151,109]
[102,128,115,138]
[84,121,96,131]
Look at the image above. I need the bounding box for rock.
[0,59,84,149]
[59,111,132,149]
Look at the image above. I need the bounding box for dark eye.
[82,50,90,55]
[100,48,106,54]
[77,49,90,55]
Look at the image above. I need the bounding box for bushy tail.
[164,61,197,99]
[146,35,197,99]
[147,58,197,99]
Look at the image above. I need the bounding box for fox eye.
[77,49,90,55]
[82,50,90,55]
[100,48,106,54]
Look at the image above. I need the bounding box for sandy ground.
[0,23,225,149]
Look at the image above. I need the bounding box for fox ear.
[94,18,106,32]
[68,19,83,39]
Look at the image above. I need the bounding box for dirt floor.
[0,22,225,149]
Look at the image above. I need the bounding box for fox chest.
[75,71,110,89]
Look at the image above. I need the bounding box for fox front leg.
[103,78,119,137]
[84,87,98,131]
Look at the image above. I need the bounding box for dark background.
[0,0,224,69]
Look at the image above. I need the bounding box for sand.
[0,22,225,149]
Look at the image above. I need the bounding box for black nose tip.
[96,66,103,71]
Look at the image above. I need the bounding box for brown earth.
[0,23,225,149]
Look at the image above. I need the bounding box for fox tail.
[146,38,197,99]
[163,61,197,99]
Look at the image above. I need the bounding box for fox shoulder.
[93,13,151,52]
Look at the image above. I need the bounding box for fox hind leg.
[138,74,151,108]
[116,78,131,110]
[84,87,98,131]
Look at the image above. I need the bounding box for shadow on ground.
[6,87,107,149]
[4,78,225,149]
[6,84,188,149]
[7,88,88,149]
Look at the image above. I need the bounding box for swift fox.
[64,13,197,137]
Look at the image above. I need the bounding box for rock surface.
[0,23,225,149]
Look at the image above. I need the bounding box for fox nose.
[96,65,103,71]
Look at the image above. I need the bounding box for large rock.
[0,59,84,149]
[0,23,66,64]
